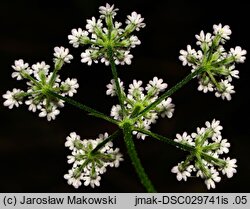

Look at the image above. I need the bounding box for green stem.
[197,128,213,146]
[134,128,195,152]
[106,15,113,39]
[136,128,226,168]
[196,154,211,178]
[76,159,90,178]
[201,152,226,167]
[15,90,41,99]
[213,56,235,67]
[49,60,63,86]
[206,70,221,90]
[22,72,41,87]
[130,105,142,119]
[208,34,220,61]
[181,154,194,169]
[132,67,205,120]
[107,47,126,118]
[123,123,156,192]
[49,70,58,86]
[202,143,220,152]
[91,130,121,154]
[46,90,119,125]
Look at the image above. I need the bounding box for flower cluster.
[68,3,145,66]
[179,24,246,100]
[64,132,123,188]
[107,77,175,139]
[3,0,245,192]
[171,119,237,190]
[2,47,77,121]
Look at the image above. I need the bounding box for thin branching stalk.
[47,90,119,125]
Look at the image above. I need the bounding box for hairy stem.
[132,67,205,120]
[49,60,63,86]
[134,128,195,152]
[91,130,121,154]
[206,70,221,90]
[22,72,42,87]
[136,128,226,168]
[123,123,156,192]
[107,47,126,117]
[47,90,119,125]
[201,152,226,167]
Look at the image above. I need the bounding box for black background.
[0,0,249,192]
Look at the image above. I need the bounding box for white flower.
[191,127,206,139]
[215,136,230,154]
[81,49,96,65]
[67,6,145,67]
[129,35,141,48]
[179,45,196,66]
[32,61,50,80]
[128,80,144,96]
[195,30,212,46]
[95,165,107,175]
[126,93,145,108]
[146,77,168,94]
[148,112,160,124]
[215,80,235,101]
[205,119,223,139]
[100,57,110,66]
[67,149,81,165]
[204,168,221,190]
[61,78,79,97]
[230,46,247,63]
[213,23,231,41]
[114,21,122,29]
[11,59,31,80]
[174,132,193,145]
[171,163,193,181]
[197,80,214,93]
[99,3,119,18]
[157,98,175,118]
[64,169,82,189]
[25,99,41,112]
[32,61,50,74]
[67,155,76,164]
[222,157,237,178]
[3,88,23,109]
[227,65,239,81]
[83,175,101,188]
[39,106,60,121]
[205,178,216,190]
[126,12,146,31]
[64,132,123,189]
[109,78,175,136]
[132,121,150,140]
[53,46,73,63]
[108,148,124,167]
[112,153,124,167]
[46,72,61,84]
[97,132,113,152]
[68,28,89,48]
[124,51,133,65]
[118,51,133,65]
[110,105,122,120]
[196,169,204,178]
[194,50,203,62]
[106,78,124,97]
[86,17,103,33]
[65,132,81,150]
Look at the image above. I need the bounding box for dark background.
[0,0,249,192]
